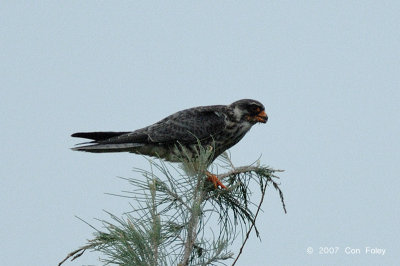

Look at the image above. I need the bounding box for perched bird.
[71,99,268,188]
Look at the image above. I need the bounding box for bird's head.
[230,99,268,124]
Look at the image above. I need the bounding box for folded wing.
[71,105,226,153]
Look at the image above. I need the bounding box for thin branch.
[273,181,287,214]
[231,181,268,266]
[217,166,284,180]
[58,243,93,266]
[179,173,205,266]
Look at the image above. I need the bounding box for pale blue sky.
[1,2,399,266]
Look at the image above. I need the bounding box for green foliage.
[59,147,285,266]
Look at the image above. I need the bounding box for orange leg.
[206,171,227,189]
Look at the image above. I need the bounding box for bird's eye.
[250,105,260,113]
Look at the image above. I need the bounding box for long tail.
[71,131,144,153]
[71,131,130,141]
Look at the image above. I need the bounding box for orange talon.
[206,172,227,189]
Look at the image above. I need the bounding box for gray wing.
[108,105,226,145]
[72,105,227,152]
[146,105,226,144]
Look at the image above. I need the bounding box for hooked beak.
[255,110,268,123]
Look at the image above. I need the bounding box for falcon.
[71,99,268,189]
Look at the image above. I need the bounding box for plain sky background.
[1,1,399,266]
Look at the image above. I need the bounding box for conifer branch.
[59,149,286,266]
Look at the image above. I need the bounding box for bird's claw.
[206,172,227,189]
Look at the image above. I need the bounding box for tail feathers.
[71,131,130,141]
[71,143,144,153]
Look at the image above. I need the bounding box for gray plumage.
[71,99,267,163]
